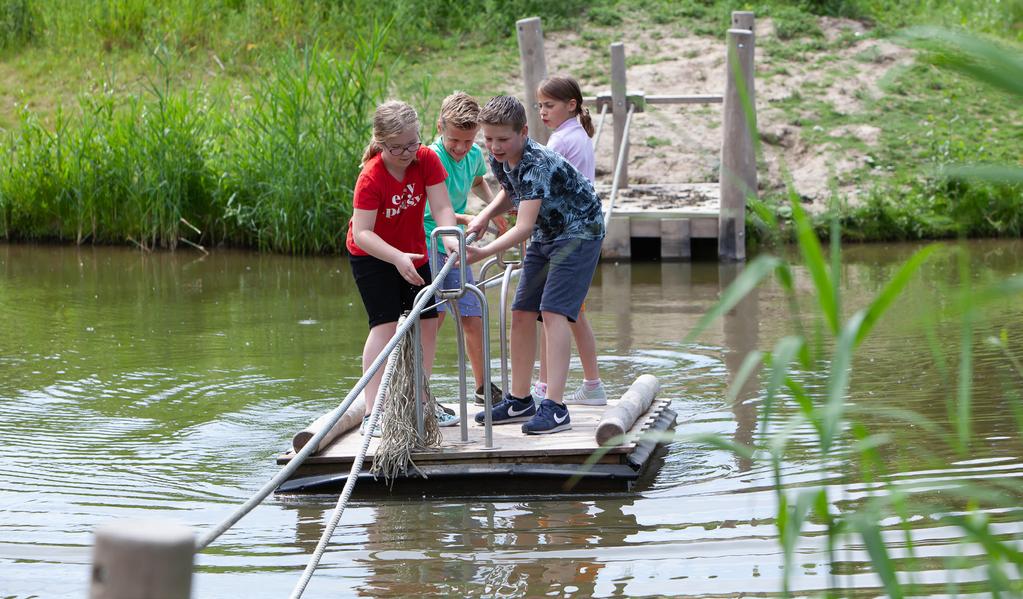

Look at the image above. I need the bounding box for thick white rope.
[194,241,467,551]
[288,319,405,599]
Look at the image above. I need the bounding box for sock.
[510,394,532,404]
[583,378,602,391]
[535,381,548,394]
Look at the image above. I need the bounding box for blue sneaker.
[474,394,536,425]
[522,399,572,435]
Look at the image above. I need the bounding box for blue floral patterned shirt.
[490,138,605,243]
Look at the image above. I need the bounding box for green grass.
[1,0,1022,251]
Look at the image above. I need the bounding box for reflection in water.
[720,263,760,473]
[289,498,639,597]
[2,240,1023,597]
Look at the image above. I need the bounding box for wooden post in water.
[718,25,756,262]
[516,17,549,144]
[90,520,194,599]
[610,42,629,189]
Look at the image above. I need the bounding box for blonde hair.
[537,75,594,137]
[438,91,481,130]
[362,100,420,163]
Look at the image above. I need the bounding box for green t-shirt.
[424,138,487,253]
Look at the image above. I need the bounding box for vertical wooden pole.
[731,10,755,33]
[610,42,629,189]
[90,520,194,599]
[516,17,549,144]
[718,28,756,262]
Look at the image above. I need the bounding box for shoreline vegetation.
[1,0,1021,252]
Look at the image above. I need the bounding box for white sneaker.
[435,405,460,427]
[360,415,381,437]
[565,382,608,406]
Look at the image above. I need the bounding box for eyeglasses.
[383,140,421,156]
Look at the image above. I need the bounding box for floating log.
[292,394,366,453]
[596,374,660,446]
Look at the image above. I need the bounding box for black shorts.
[349,254,438,328]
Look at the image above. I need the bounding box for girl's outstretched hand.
[394,253,425,285]
[465,245,487,265]
[465,215,488,240]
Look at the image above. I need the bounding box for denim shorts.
[432,255,482,317]
[511,237,602,322]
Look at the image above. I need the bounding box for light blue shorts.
[432,255,482,317]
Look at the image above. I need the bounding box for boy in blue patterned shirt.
[465,95,605,435]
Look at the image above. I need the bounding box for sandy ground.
[512,16,914,211]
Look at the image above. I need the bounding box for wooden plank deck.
[277,397,674,467]
[597,183,721,259]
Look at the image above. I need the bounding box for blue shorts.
[511,237,602,322]
[433,255,482,317]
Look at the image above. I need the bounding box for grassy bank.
[0,0,1021,250]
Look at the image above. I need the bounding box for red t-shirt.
[345,146,447,267]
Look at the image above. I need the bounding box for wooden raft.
[275,397,676,496]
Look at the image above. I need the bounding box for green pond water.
[1,240,1021,597]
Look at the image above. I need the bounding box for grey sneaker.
[474,383,502,406]
[360,415,381,437]
[564,382,608,406]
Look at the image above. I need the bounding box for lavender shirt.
[546,117,595,182]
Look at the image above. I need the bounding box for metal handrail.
[604,104,635,229]
[591,103,609,152]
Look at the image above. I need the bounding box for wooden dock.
[276,398,677,497]
[600,182,720,261]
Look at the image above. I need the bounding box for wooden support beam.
[718,28,756,262]
[601,215,631,260]
[660,218,692,261]
[610,42,629,189]
[587,94,722,106]
[516,17,549,144]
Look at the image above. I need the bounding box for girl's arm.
[466,198,539,264]
[351,208,425,285]
[425,182,461,256]
[470,176,508,235]
[465,189,513,239]
[471,176,494,204]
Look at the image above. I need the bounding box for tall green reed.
[217,25,390,253]
[706,29,1023,594]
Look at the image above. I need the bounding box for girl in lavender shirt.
[533,75,607,406]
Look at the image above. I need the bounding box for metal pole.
[449,299,469,442]
[498,264,515,399]
[605,104,635,230]
[464,283,494,448]
[591,103,608,152]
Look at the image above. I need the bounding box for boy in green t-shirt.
[424,92,506,405]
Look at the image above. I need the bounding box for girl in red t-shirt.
[346,100,460,434]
